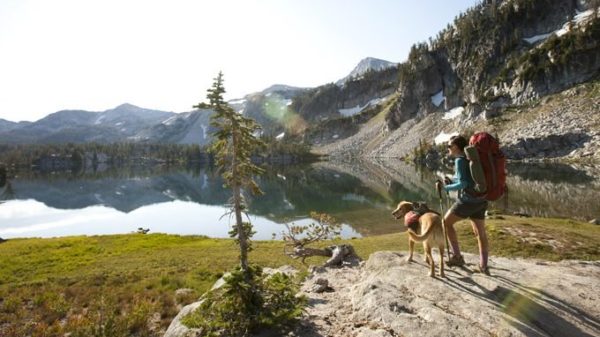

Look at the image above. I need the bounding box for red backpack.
[465,132,507,201]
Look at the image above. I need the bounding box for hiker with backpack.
[436,133,506,275]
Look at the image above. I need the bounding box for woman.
[436,135,490,275]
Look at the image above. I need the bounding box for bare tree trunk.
[292,247,332,259]
[289,244,359,267]
[233,184,248,273]
[323,245,358,267]
[232,131,249,274]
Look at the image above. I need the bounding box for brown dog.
[392,201,445,278]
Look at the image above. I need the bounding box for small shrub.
[126,299,154,335]
[260,273,305,328]
[65,296,130,337]
[175,289,198,307]
[182,266,305,337]
[1,295,21,314]
[43,292,69,323]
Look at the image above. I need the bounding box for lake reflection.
[0,199,360,240]
[1,159,599,239]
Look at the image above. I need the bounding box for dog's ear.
[400,202,413,213]
[393,202,404,213]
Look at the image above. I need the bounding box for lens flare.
[262,94,307,134]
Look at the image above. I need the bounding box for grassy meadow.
[0,215,598,336]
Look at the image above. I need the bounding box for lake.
[1,159,599,240]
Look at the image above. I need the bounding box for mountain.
[229,84,309,137]
[0,119,13,133]
[336,57,397,86]
[132,66,398,145]
[382,0,600,130]
[3,0,598,159]
[0,118,29,133]
[314,0,600,163]
[0,104,175,144]
[0,55,399,145]
[260,84,307,96]
[96,103,175,135]
[289,59,399,144]
[132,109,214,146]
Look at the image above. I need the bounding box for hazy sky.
[0,0,479,122]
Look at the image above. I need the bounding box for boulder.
[310,278,332,293]
[163,301,204,337]
[465,103,482,118]
[296,251,600,336]
[483,109,500,120]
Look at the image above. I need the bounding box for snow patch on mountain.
[434,131,459,145]
[228,98,246,105]
[526,9,595,43]
[442,106,464,120]
[94,116,106,125]
[162,115,179,126]
[338,95,391,117]
[431,90,445,107]
[523,32,553,44]
[338,106,363,117]
[201,124,208,140]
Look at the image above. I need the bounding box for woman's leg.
[444,211,464,257]
[470,218,489,268]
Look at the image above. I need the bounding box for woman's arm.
[444,157,469,192]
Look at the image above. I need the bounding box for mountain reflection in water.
[1,159,598,239]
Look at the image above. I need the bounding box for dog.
[392,201,445,278]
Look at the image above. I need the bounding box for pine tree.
[593,0,600,19]
[195,72,265,275]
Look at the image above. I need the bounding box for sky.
[0,0,479,122]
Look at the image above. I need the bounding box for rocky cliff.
[292,66,399,124]
[315,0,600,163]
[316,78,600,162]
[222,59,399,141]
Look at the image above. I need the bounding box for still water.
[1,159,599,239]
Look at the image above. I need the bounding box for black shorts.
[449,199,488,220]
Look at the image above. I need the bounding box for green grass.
[0,234,298,337]
[0,215,598,336]
[338,215,600,261]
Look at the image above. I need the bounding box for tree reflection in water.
[1,160,599,237]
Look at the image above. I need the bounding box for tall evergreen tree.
[195,72,265,275]
[593,0,600,19]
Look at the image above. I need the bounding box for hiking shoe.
[477,265,491,276]
[446,254,465,267]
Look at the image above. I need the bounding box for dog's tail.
[406,223,436,242]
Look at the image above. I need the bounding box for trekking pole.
[437,181,451,258]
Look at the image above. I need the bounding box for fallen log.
[288,244,360,267]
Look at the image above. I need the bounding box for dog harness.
[404,211,420,232]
